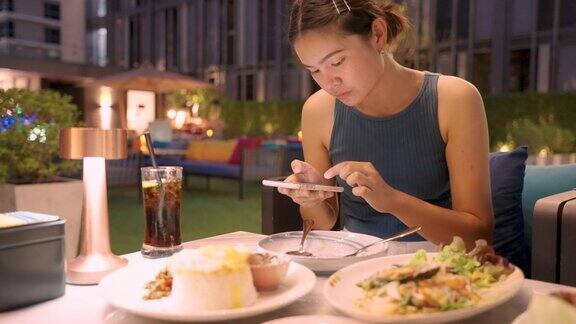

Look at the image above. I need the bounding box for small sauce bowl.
[248,252,290,291]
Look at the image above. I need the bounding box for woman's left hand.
[323,161,399,213]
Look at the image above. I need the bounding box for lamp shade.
[59,128,127,160]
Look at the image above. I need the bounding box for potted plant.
[0,88,82,260]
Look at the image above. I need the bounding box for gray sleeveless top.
[329,72,451,241]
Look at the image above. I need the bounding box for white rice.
[167,247,258,311]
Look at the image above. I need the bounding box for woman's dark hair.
[288,0,410,46]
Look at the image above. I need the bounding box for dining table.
[1,231,574,324]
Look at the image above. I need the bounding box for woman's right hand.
[277,160,334,208]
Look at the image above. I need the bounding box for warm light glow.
[298,130,303,141]
[127,90,155,134]
[191,103,200,117]
[174,110,188,129]
[499,144,511,152]
[139,134,148,153]
[206,129,214,138]
[99,87,112,108]
[191,117,203,126]
[538,148,550,158]
[99,87,113,130]
[167,109,177,119]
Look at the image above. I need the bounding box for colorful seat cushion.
[228,137,262,165]
[201,139,238,163]
[185,141,206,160]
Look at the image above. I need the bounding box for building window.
[44,28,60,44]
[129,17,142,67]
[456,0,469,40]
[509,49,531,92]
[266,0,276,60]
[246,74,255,101]
[221,0,235,66]
[89,28,107,66]
[165,8,179,70]
[258,0,265,61]
[258,0,277,62]
[0,0,13,11]
[538,0,554,31]
[236,74,242,100]
[89,0,107,18]
[472,53,491,94]
[560,0,576,28]
[436,0,452,43]
[44,2,60,20]
[0,21,14,38]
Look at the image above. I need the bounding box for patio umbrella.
[86,63,212,93]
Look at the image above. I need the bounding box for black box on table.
[0,212,65,311]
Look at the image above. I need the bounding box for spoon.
[287,219,315,257]
[343,226,422,257]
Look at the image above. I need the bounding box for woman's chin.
[336,95,356,106]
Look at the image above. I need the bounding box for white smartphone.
[262,179,344,193]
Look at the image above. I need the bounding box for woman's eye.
[331,58,345,67]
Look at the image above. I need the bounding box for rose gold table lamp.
[59,128,128,285]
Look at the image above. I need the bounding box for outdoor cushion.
[202,139,238,163]
[522,163,576,253]
[490,146,529,274]
[228,137,262,165]
[178,160,240,178]
[185,141,206,160]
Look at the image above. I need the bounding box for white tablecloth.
[1,231,573,324]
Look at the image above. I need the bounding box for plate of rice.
[324,237,524,323]
[100,246,316,322]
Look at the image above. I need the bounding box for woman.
[278,0,493,252]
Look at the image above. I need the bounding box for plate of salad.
[323,237,524,323]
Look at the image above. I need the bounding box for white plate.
[258,230,389,272]
[324,253,525,323]
[99,259,316,322]
[263,315,365,324]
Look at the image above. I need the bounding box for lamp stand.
[66,157,127,285]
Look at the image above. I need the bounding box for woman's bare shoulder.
[436,75,487,143]
[302,89,336,146]
[303,89,336,118]
[435,75,485,142]
[437,75,483,108]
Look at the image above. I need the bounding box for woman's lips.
[336,91,351,100]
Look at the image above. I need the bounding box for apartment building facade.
[88,0,315,102]
[402,0,576,94]
[2,0,575,107]
[0,0,117,114]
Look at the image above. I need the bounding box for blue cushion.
[152,141,171,148]
[522,164,576,253]
[179,160,240,178]
[490,146,529,275]
[153,139,189,150]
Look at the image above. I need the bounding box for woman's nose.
[327,76,343,92]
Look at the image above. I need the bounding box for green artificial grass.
[108,177,262,255]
